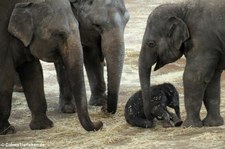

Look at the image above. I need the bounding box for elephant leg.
[83,47,106,106]
[166,112,183,127]
[54,62,76,113]
[0,92,15,135]
[17,60,53,130]
[182,52,220,127]
[182,70,205,127]
[202,70,224,126]
[0,63,16,135]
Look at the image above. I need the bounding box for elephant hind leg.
[17,60,53,130]
[203,71,224,126]
[83,47,107,106]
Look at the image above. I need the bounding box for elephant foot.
[101,102,117,115]
[162,120,182,128]
[30,115,53,130]
[0,124,16,135]
[203,115,224,127]
[182,118,203,128]
[174,120,183,127]
[89,93,107,106]
[60,104,76,113]
[170,113,183,127]
[59,97,76,113]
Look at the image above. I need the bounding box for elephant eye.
[147,41,157,48]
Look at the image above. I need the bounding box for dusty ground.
[1,0,225,148]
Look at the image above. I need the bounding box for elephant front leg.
[0,64,15,135]
[202,71,224,126]
[55,62,76,113]
[83,48,107,106]
[17,60,53,130]
[0,92,15,135]
[182,69,206,127]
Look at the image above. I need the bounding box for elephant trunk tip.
[92,121,103,131]
[83,121,103,132]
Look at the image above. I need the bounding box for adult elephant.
[0,0,102,135]
[56,0,130,114]
[139,0,225,128]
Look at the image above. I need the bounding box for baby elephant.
[125,83,182,128]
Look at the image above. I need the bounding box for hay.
[1,50,225,148]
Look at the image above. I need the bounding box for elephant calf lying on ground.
[125,83,182,128]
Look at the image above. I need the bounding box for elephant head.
[8,0,102,131]
[139,5,190,120]
[70,0,130,113]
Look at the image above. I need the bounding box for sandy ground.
[1,0,225,148]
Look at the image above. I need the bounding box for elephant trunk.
[101,28,125,114]
[139,44,157,120]
[60,33,103,131]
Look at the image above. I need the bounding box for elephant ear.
[8,2,34,47]
[166,17,190,50]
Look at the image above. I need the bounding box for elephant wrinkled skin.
[125,83,182,128]
[56,0,130,114]
[139,0,225,128]
[0,0,102,135]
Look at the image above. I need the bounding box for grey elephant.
[0,0,102,135]
[55,0,130,114]
[139,0,225,128]
[125,83,182,128]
